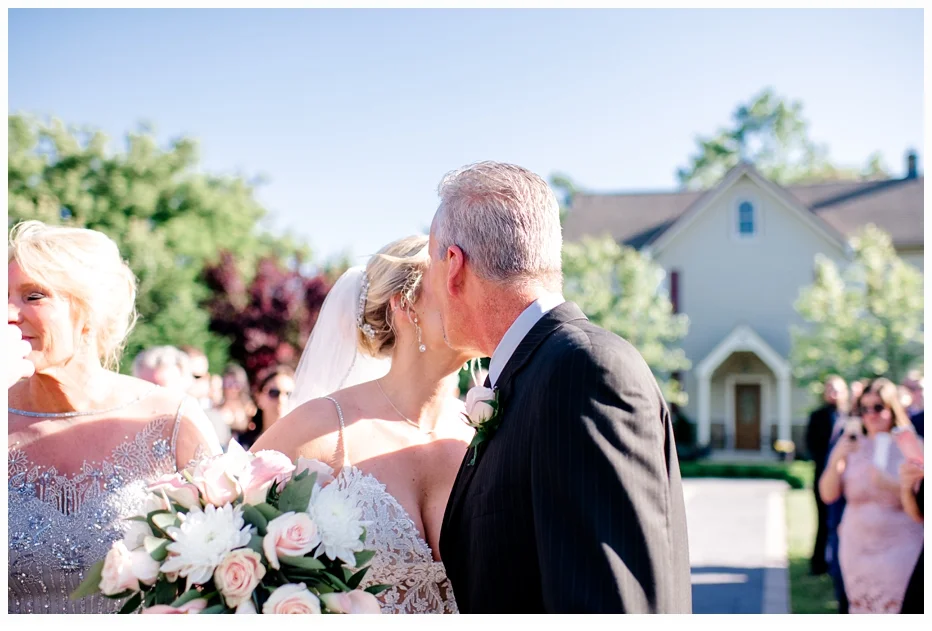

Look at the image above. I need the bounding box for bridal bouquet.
[71,443,387,614]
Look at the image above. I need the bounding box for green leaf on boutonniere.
[69,558,105,600]
[153,578,177,605]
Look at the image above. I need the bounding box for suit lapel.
[441,302,589,541]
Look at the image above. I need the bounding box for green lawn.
[785,487,839,614]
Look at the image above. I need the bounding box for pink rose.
[142,599,208,614]
[214,549,266,608]
[262,583,321,614]
[239,450,296,505]
[99,541,140,595]
[295,457,334,487]
[263,512,321,570]
[149,473,201,510]
[191,455,241,506]
[319,590,382,614]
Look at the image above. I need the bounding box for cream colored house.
[564,154,924,452]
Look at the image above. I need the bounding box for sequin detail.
[8,412,184,614]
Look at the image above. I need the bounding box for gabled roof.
[563,166,924,250]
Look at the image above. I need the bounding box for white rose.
[465,386,496,427]
[262,583,322,614]
[123,520,153,550]
[130,549,162,585]
[99,541,140,595]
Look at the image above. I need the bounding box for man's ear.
[446,244,467,297]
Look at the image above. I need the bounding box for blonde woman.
[8,221,222,614]
[819,377,924,613]
[253,235,477,613]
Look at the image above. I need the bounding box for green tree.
[8,113,309,373]
[562,235,691,406]
[790,225,924,396]
[549,172,578,224]
[676,88,890,189]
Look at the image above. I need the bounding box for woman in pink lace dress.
[819,378,924,613]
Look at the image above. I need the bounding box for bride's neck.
[15,355,115,414]
[378,349,462,429]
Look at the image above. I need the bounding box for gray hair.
[132,345,190,379]
[433,161,563,288]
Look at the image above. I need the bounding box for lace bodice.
[8,399,192,614]
[325,397,458,614]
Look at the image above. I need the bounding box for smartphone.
[892,426,924,465]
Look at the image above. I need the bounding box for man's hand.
[7,323,35,388]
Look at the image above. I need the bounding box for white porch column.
[698,373,711,446]
[777,370,792,443]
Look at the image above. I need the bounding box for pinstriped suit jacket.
[439,302,692,613]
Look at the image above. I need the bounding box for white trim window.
[734,198,758,239]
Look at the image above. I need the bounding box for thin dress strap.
[323,396,351,469]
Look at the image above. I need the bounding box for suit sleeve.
[529,341,680,613]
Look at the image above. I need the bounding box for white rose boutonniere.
[463,386,502,466]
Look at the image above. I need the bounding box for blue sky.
[8,9,924,262]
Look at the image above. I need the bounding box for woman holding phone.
[819,378,924,613]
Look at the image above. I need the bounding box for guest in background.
[132,345,192,392]
[899,459,923,614]
[217,363,256,436]
[235,365,295,449]
[179,345,231,449]
[819,378,924,613]
[902,370,924,436]
[805,374,848,575]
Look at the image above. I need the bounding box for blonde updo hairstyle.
[8,220,138,371]
[357,235,429,358]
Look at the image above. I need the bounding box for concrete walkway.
[684,478,790,614]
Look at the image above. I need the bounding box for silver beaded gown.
[8,396,200,614]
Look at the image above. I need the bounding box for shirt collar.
[488,293,565,388]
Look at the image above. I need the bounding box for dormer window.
[736,200,756,237]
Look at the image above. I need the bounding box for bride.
[251,235,476,614]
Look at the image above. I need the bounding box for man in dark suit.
[426,162,691,613]
[805,375,848,575]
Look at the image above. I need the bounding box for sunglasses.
[860,403,886,415]
[267,388,292,399]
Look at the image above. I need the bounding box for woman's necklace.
[376,379,435,435]
[8,388,156,419]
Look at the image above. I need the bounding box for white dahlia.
[161,504,253,590]
[308,483,366,566]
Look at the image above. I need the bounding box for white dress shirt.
[488,293,566,388]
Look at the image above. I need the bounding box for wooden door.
[735,384,762,450]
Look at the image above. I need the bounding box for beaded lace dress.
[324,397,458,614]
[8,394,199,614]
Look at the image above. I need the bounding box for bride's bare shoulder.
[250,397,343,459]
